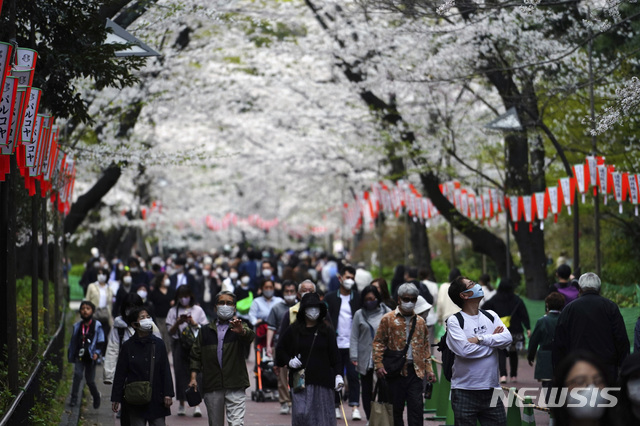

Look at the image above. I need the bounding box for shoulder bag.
[124,342,155,405]
[292,330,318,393]
[382,316,416,378]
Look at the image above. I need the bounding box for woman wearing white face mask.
[552,350,615,426]
[111,306,174,425]
[86,266,114,345]
[276,293,342,426]
[166,286,208,417]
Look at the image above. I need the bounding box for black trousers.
[387,365,423,426]
[498,350,518,378]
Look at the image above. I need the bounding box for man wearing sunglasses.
[373,283,436,426]
[446,276,513,425]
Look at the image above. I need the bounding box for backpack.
[437,309,495,381]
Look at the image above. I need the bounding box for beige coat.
[86,282,114,326]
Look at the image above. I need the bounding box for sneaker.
[193,406,202,417]
[93,392,101,409]
[511,377,518,383]
[500,376,507,384]
[69,398,77,407]
[178,405,186,416]
[280,403,290,415]
[352,408,362,421]
[336,407,342,419]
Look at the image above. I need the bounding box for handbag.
[292,330,318,393]
[124,343,155,405]
[185,385,202,407]
[369,380,393,426]
[382,317,416,378]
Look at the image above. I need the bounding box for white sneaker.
[352,408,362,421]
[336,407,342,419]
[280,403,290,415]
[193,406,202,417]
[177,405,186,416]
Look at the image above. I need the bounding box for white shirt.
[446,310,512,390]
[337,293,353,348]
[176,273,187,289]
[98,285,108,308]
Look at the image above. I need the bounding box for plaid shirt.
[372,308,433,379]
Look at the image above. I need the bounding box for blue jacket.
[68,319,105,363]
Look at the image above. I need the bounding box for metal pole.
[42,195,50,334]
[506,214,511,280]
[6,156,19,394]
[588,7,601,276]
[573,187,580,275]
[31,182,39,355]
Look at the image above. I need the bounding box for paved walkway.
[66,355,550,426]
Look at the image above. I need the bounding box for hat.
[415,295,432,315]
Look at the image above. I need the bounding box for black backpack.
[437,309,494,381]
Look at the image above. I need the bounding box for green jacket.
[190,320,255,392]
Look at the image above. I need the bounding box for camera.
[78,348,85,359]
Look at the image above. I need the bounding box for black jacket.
[276,324,339,389]
[483,292,530,334]
[325,289,361,333]
[111,334,174,421]
[553,291,630,380]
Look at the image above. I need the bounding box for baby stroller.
[251,323,279,402]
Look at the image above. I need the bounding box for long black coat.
[553,291,629,381]
[111,334,174,421]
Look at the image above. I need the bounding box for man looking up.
[446,276,512,426]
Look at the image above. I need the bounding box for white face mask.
[284,294,297,304]
[216,267,223,274]
[229,272,238,280]
[263,290,274,299]
[401,301,415,312]
[138,318,153,331]
[123,276,132,285]
[217,305,235,320]
[97,274,107,283]
[137,290,148,299]
[627,378,640,404]
[262,269,272,278]
[241,276,250,285]
[566,385,607,420]
[305,307,320,320]
[163,278,171,287]
[180,297,191,307]
[342,278,355,290]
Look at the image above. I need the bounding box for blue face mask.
[465,283,484,299]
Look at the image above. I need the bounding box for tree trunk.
[420,171,520,282]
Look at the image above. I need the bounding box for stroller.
[251,323,279,402]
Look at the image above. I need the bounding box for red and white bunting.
[573,163,589,203]
[547,186,560,222]
[20,87,40,144]
[533,192,548,230]
[586,156,598,188]
[611,171,627,214]
[24,114,43,167]
[482,194,492,223]
[474,195,483,221]
[628,174,640,216]
[0,76,17,146]
[597,165,610,205]
[12,48,37,87]
[558,177,574,216]
[0,42,12,95]
[508,195,520,223]
[1,86,25,155]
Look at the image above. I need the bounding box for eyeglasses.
[400,297,418,303]
[216,301,235,306]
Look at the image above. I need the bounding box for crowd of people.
[66,246,640,426]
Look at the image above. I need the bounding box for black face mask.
[364,300,379,311]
